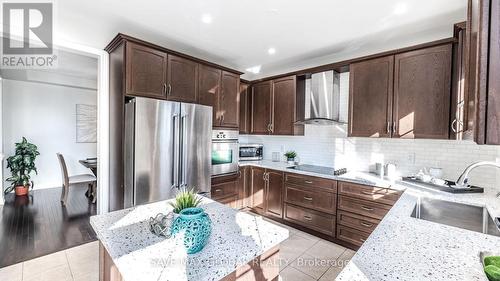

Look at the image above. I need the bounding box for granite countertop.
[240,160,500,281]
[90,197,289,281]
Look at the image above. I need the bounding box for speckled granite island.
[90,197,289,281]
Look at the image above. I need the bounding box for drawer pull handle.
[303,196,313,201]
[215,189,223,192]
[304,180,313,184]
[360,238,366,242]
[303,216,313,221]
[361,206,374,211]
[360,222,373,227]
[361,191,375,195]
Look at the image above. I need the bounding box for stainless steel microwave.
[239,144,263,161]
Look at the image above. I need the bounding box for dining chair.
[56,153,97,205]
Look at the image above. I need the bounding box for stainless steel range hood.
[295,70,346,125]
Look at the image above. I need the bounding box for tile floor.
[0,217,355,281]
[0,241,99,281]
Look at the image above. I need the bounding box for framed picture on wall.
[76,104,97,143]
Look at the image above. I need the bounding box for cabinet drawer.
[211,177,238,199]
[337,210,380,233]
[284,173,337,192]
[216,194,240,209]
[336,225,370,247]
[338,181,401,205]
[338,195,391,220]
[284,204,335,236]
[285,185,336,214]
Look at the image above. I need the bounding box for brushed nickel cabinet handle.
[303,216,312,221]
[393,121,397,134]
[304,180,313,184]
[360,238,366,242]
[361,206,374,211]
[387,121,391,134]
[361,191,375,195]
[303,196,313,201]
[360,222,373,227]
[221,114,225,125]
[215,189,222,192]
[167,84,172,95]
[163,83,167,95]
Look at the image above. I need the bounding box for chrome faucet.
[456,161,500,190]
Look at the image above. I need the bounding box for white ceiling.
[54,0,466,79]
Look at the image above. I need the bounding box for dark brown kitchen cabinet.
[211,173,241,209]
[239,82,251,134]
[251,81,273,134]
[250,166,266,213]
[264,170,284,218]
[272,76,302,135]
[467,0,500,144]
[166,55,198,103]
[198,65,221,126]
[237,166,250,208]
[349,44,452,139]
[125,42,168,99]
[393,44,452,139]
[348,55,394,138]
[219,71,240,128]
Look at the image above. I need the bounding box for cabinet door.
[220,71,240,128]
[250,166,266,213]
[237,166,249,208]
[167,55,198,103]
[393,44,452,139]
[272,76,300,135]
[198,65,221,127]
[239,83,251,134]
[251,81,272,134]
[125,42,167,99]
[348,56,394,137]
[265,170,283,218]
[486,0,500,144]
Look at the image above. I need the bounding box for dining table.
[79,158,97,176]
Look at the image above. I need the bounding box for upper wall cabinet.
[198,67,240,129]
[467,0,500,144]
[393,45,452,139]
[251,81,273,134]
[348,44,452,139]
[198,65,221,126]
[219,71,240,128]
[349,56,394,138]
[125,42,168,99]
[167,55,198,103]
[239,82,251,134]
[250,76,304,136]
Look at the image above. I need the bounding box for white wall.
[2,79,97,190]
[240,73,500,189]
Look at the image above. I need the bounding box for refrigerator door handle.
[180,113,188,189]
[172,113,180,189]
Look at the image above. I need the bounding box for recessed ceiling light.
[267,48,276,55]
[246,65,261,74]
[201,14,212,24]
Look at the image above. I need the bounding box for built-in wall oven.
[239,144,263,161]
[211,130,239,177]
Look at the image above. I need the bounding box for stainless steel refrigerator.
[124,97,212,208]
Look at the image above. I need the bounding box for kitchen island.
[90,197,289,281]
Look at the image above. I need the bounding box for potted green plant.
[284,151,297,165]
[169,187,203,214]
[5,137,40,196]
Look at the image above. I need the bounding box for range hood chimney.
[295,70,346,125]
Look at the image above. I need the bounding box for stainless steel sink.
[410,198,500,237]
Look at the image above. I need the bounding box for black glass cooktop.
[287,164,347,176]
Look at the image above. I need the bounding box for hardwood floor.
[0,185,97,268]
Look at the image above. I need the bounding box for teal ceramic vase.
[170,207,212,254]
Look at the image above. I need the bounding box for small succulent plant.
[169,187,203,214]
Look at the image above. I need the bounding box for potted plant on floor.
[5,137,40,196]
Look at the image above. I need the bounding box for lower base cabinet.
[283,204,336,236]
[211,173,242,209]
